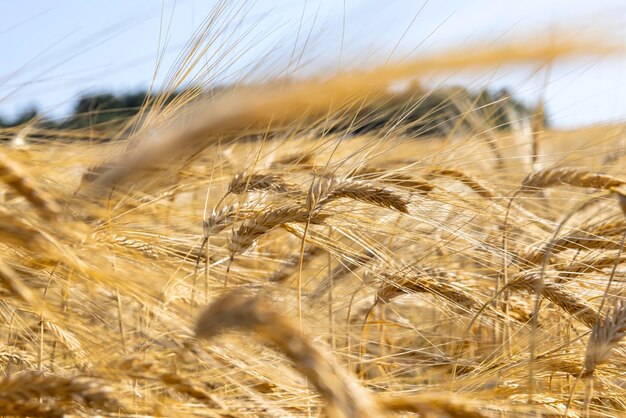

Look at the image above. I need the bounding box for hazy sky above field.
[1,0,625,128]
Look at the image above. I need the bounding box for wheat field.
[1,14,626,418]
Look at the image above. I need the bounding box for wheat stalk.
[520,219,626,264]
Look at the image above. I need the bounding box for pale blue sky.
[1,0,625,128]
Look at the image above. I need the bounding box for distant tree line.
[0,85,542,138]
[0,90,181,131]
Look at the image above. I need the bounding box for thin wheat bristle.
[520,219,626,264]
[268,245,322,283]
[309,249,376,300]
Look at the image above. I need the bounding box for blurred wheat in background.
[1,1,626,417]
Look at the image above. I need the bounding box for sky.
[1,0,625,128]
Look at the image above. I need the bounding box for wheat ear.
[520,219,626,264]
[507,273,600,328]
[0,371,120,415]
[426,167,497,199]
[379,393,489,418]
[227,171,296,195]
[521,167,624,192]
[0,151,60,219]
[375,270,482,312]
[195,292,384,418]
[228,204,323,258]
[348,166,434,194]
[584,300,626,376]
[308,177,410,214]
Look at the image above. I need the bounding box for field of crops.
[0,22,625,418]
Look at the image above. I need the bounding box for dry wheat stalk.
[102,233,162,259]
[195,292,384,418]
[0,346,35,368]
[584,300,626,376]
[0,151,61,220]
[521,167,625,192]
[556,254,626,278]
